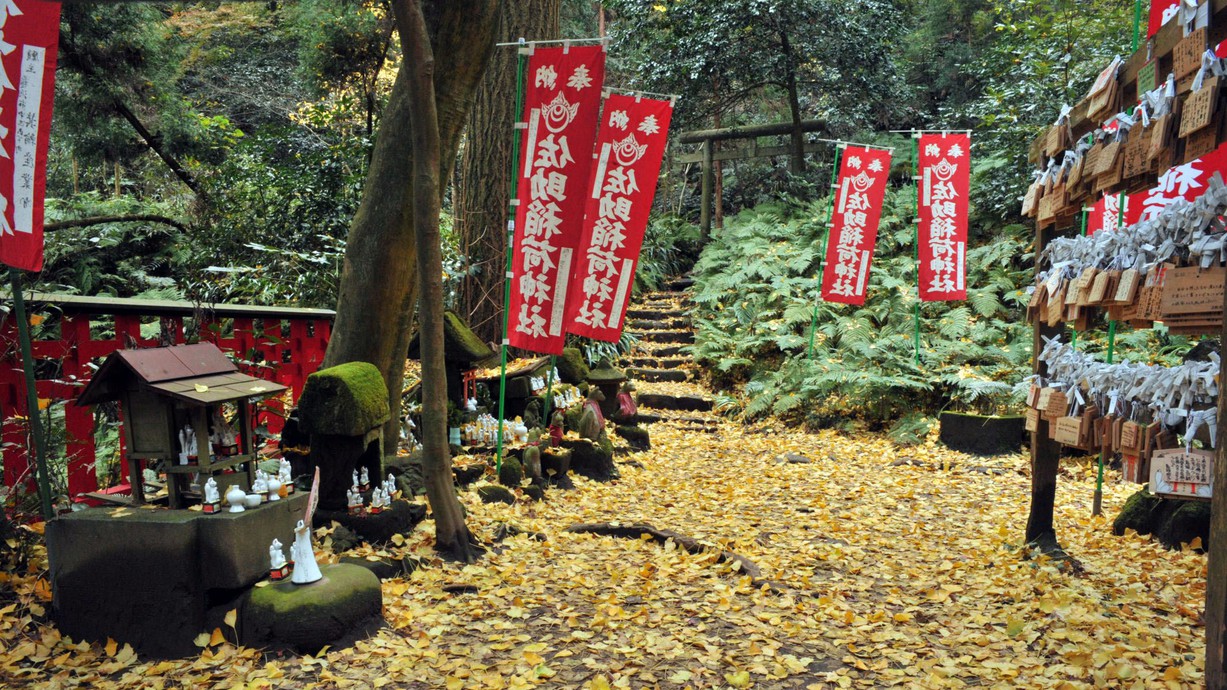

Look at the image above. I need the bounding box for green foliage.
[691,186,1033,428]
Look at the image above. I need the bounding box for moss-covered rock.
[408,311,496,365]
[522,485,545,502]
[564,405,583,433]
[314,500,427,546]
[557,348,590,384]
[298,362,390,436]
[1157,500,1211,551]
[614,425,650,451]
[498,457,524,487]
[586,357,626,384]
[1112,489,1164,537]
[239,563,382,653]
[477,485,516,505]
[541,448,572,488]
[563,438,616,482]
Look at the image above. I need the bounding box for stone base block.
[239,563,383,653]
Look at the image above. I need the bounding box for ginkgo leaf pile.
[0,408,1208,688]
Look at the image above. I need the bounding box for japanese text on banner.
[565,94,673,342]
[917,133,969,302]
[0,0,60,273]
[820,146,891,306]
[507,45,606,355]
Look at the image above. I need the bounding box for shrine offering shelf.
[162,454,253,474]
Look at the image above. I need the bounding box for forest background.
[29,0,1169,453]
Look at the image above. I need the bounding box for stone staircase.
[619,277,718,433]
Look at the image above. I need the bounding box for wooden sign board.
[1054,416,1085,447]
[1151,448,1214,500]
[1036,387,1054,412]
[1179,78,1218,138]
[1175,28,1208,80]
[1137,60,1158,96]
[1044,390,1069,419]
[1025,408,1040,433]
[1185,122,1220,163]
[1112,269,1141,304]
[1123,127,1153,178]
[1093,141,1123,177]
[1160,266,1226,316]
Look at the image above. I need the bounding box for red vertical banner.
[1149,1,1180,38]
[507,45,606,355]
[1084,192,1127,236]
[917,133,969,302]
[820,146,892,306]
[0,0,60,273]
[565,94,673,342]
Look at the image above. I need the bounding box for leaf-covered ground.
[0,411,1207,689]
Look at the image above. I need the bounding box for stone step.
[637,393,714,412]
[637,330,695,344]
[625,356,690,369]
[640,345,687,357]
[627,317,690,330]
[625,308,689,321]
[627,368,689,383]
[665,277,696,291]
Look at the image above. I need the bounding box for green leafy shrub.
[690,185,1034,428]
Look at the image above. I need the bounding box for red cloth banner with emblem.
[1085,193,1128,236]
[1123,141,1227,227]
[917,133,969,302]
[1149,1,1180,38]
[0,0,60,273]
[820,146,892,306]
[507,45,606,355]
[565,94,673,342]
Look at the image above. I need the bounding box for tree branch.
[45,214,187,234]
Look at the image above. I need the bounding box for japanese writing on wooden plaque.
[1151,448,1213,499]
[1160,266,1226,316]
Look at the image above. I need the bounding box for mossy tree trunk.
[453,0,560,344]
[323,0,499,455]
[1206,287,1227,687]
[393,0,484,562]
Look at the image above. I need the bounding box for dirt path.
[0,283,1208,688]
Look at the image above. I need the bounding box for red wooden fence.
[0,293,333,503]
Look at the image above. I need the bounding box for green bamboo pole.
[1132,0,1143,52]
[912,135,922,367]
[807,146,845,359]
[9,268,53,519]
[495,43,529,473]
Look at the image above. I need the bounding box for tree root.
[564,522,784,593]
[1022,532,1084,573]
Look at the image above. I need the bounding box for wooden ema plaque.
[1179,78,1218,139]
[1021,182,1040,217]
[1093,140,1122,177]
[1150,113,1175,162]
[1122,453,1147,484]
[1075,268,1099,306]
[1123,127,1152,178]
[1160,266,1225,334]
[1054,416,1086,447]
[1088,271,1114,305]
[1120,420,1141,453]
[1045,124,1065,158]
[1175,28,1208,81]
[1138,60,1158,95]
[1044,390,1068,419]
[1025,408,1040,433]
[1112,269,1141,304]
[1185,118,1221,163]
[1151,448,1214,500]
[1035,387,1054,413]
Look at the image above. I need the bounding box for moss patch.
[408,311,496,365]
[477,485,516,505]
[1112,489,1163,537]
[557,348,589,384]
[586,358,626,384]
[498,457,524,487]
[1158,501,1211,551]
[298,362,390,436]
[240,563,382,653]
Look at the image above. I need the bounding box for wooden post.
[1205,271,1227,688]
[1024,224,1064,551]
[700,140,713,241]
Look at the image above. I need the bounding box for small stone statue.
[178,425,196,465]
[352,469,359,490]
[466,397,478,412]
[549,409,565,448]
[578,387,607,442]
[370,487,386,513]
[252,470,269,498]
[616,381,638,419]
[278,458,293,489]
[523,429,543,485]
[269,539,287,572]
[203,477,220,505]
[384,473,397,498]
[359,467,370,490]
[290,520,323,585]
[347,487,363,512]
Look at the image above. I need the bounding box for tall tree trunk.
[711,89,726,231]
[394,0,481,562]
[454,0,560,344]
[779,30,805,175]
[324,0,498,482]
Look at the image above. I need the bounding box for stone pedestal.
[240,563,382,653]
[46,493,307,658]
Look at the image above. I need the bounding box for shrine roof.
[76,343,287,406]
